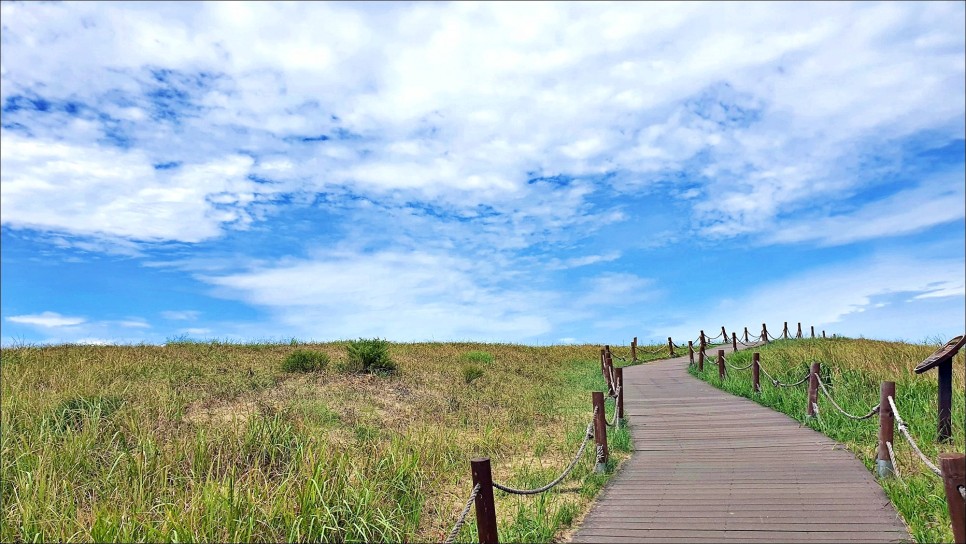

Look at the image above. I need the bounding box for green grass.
[0,340,636,542]
[281,349,329,373]
[689,337,965,543]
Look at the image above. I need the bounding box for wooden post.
[616,367,624,426]
[471,458,499,544]
[939,453,966,544]
[700,330,706,348]
[721,326,727,342]
[877,381,896,478]
[796,322,802,339]
[783,321,789,339]
[732,332,737,352]
[810,325,815,338]
[631,337,637,362]
[717,349,726,380]
[744,327,749,343]
[752,352,760,393]
[939,361,952,442]
[822,330,826,339]
[688,341,694,365]
[599,349,606,380]
[698,348,705,371]
[592,391,608,472]
[762,323,769,343]
[604,346,614,395]
[667,337,674,357]
[807,362,820,417]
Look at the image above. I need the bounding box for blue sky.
[1,1,964,346]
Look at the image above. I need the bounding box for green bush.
[462,350,493,364]
[282,350,329,373]
[462,364,484,384]
[346,338,396,374]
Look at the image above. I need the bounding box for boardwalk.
[571,346,911,543]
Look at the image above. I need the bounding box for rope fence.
[444,324,964,544]
[443,348,627,544]
[688,327,965,544]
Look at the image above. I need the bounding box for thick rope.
[815,379,880,420]
[492,420,595,495]
[443,483,481,544]
[725,358,755,371]
[886,441,902,480]
[758,364,810,387]
[887,396,943,478]
[605,388,622,427]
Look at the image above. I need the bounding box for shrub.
[346,338,396,374]
[282,350,330,373]
[462,364,484,384]
[462,350,494,364]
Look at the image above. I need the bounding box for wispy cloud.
[5,311,86,328]
[161,310,200,321]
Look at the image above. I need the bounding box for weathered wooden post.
[616,367,624,427]
[762,323,769,343]
[667,337,674,357]
[743,327,749,343]
[796,322,802,339]
[592,391,608,472]
[698,348,705,372]
[783,321,789,339]
[604,346,614,395]
[700,330,706,348]
[631,337,638,362]
[720,326,727,342]
[471,458,499,544]
[914,335,964,443]
[717,349,726,380]
[807,362,820,417]
[822,330,826,339]
[688,341,694,366]
[939,453,966,544]
[752,352,761,393]
[732,332,737,352]
[876,381,896,478]
[810,325,815,338]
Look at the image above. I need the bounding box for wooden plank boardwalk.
[571,345,911,543]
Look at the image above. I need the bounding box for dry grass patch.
[1,340,635,542]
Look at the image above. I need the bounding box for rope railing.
[445,356,626,543]
[759,364,810,388]
[444,484,482,544]
[492,420,596,495]
[815,378,880,421]
[689,330,964,543]
[887,395,943,478]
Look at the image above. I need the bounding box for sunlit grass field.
[690,336,965,543]
[0,339,667,542]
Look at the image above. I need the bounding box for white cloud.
[665,254,966,342]
[161,310,201,321]
[765,171,966,246]
[0,133,269,243]
[116,319,151,329]
[6,311,86,328]
[1,1,962,250]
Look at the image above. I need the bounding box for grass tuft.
[281,350,329,373]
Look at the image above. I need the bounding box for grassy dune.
[690,337,965,543]
[0,339,664,542]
